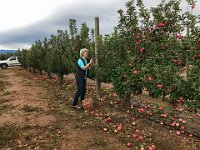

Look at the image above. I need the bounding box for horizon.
[0,49,17,51]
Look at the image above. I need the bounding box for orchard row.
[17,0,200,111]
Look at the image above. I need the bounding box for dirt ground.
[0,68,125,150]
[0,68,199,150]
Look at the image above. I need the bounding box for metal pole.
[95,17,101,99]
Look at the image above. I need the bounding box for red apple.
[179,118,183,122]
[158,23,163,27]
[157,84,163,89]
[175,108,179,111]
[147,76,152,81]
[174,115,178,118]
[139,136,143,140]
[149,147,153,150]
[140,47,145,53]
[179,97,184,101]
[176,131,181,135]
[171,123,175,127]
[168,88,172,93]
[159,107,163,111]
[132,134,137,139]
[177,60,183,66]
[173,59,177,64]
[135,129,140,133]
[151,144,156,149]
[160,114,164,118]
[136,34,141,39]
[127,142,132,148]
[133,70,140,74]
[117,126,122,131]
[195,54,198,59]
[103,128,108,132]
[107,117,112,122]
[140,108,145,112]
[163,114,167,118]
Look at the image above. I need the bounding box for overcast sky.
[0,0,199,50]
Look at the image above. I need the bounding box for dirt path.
[0,70,54,127]
[0,68,125,150]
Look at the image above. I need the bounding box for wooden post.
[186,25,190,80]
[95,17,101,99]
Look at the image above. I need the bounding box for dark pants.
[73,77,86,106]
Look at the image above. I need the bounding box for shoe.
[73,105,81,109]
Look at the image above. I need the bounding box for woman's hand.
[82,58,94,70]
[89,58,94,65]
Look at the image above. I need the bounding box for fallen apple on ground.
[107,117,112,122]
[127,142,132,148]
[132,134,137,139]
[139,136,144,140]
[103,128,108,132]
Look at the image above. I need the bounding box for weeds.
[0,124,19,148]
[21,105,42,112]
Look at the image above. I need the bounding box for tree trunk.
[124,93,131,108]
[39,69,43,75]
[48,72,51,79]
[59,74,64,85]
[33,68,36,73]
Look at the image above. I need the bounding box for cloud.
[0,0,126,49]
[0,0,199,49]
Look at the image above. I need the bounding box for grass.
[0,80,5,90]
[23,80,33,86]
[0,104,15,115]
[0,98,11,104]
[0,123,62,149]
[2,91,12,96]
[92,137,108,147]
[0,124,19,148]
[23,132,32,141]
[0,73,4,78]
[0,76,11,91]
[21,105,42,112]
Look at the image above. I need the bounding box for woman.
[73,48,94,109]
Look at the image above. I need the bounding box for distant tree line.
[0,53,16,60]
